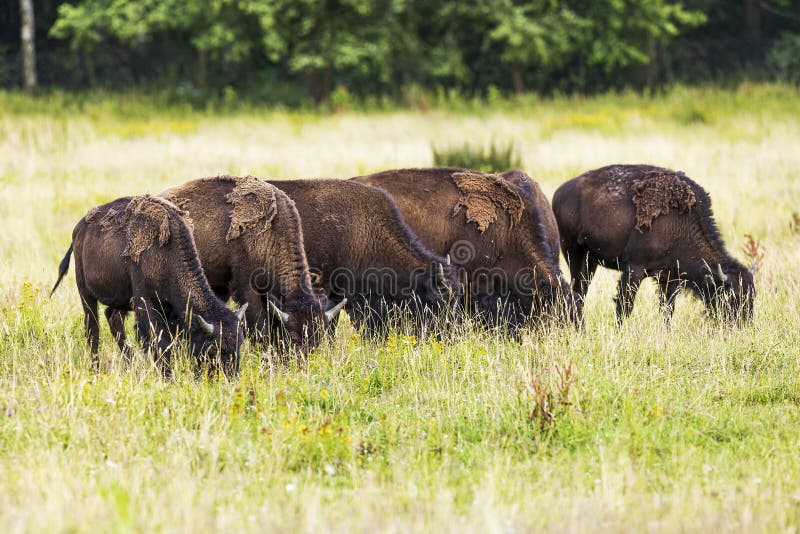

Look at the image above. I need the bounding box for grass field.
[1,84,799,532]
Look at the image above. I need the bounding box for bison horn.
[197,315,215,335]
[716,264,728,283]
[267,299,290,324]
[446,254,451,265]
[235,302,249,321]
[436,263,451,292]
[324,298,348,322]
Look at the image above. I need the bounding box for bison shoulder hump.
[631,170,697,232]
[451,171,524,232]
[224,175,278,242]
[121,195,184,262]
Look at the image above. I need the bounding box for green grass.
[2,84,800,532]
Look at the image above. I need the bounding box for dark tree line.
[1,1,799,105]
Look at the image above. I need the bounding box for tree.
[487,0,586,94]
[19,0,37,93]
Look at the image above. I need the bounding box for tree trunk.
[307,67,332,105]
[19,0,37,94]
[645,36,659,93]
[743,0,761,53]
[511,61,524,95]
[195,48,207,89]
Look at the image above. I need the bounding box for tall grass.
[1,84,800,532]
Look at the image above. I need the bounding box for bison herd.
[50,165,757,377]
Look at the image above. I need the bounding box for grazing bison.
[352,167,576,330]
[552,164,756,325]
[160,176,344,354]
[51,195,247,376]
[264,179,460,338]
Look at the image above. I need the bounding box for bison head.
[191,303,248,377]
[700,262,756,325]
[410,261,463,321]
[264,294,346,356]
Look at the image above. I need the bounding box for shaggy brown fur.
[553,164,755,325]
[631,170,697,232]
[120,196,177,261]
[351,167,575,330]
[451,171,524,232]
[160,176,329,353]
[50,195,244,375]
[224,175,278,241]
[264,178,460,339]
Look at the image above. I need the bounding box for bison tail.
[50,244,74,297]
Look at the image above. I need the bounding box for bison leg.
[614,267,644,325]
[75,259,100,368]
[235,283,267,343]
[566,246,598,318]
[133,297,174,378]
[104,307,132,359]
[347,295,389,341]
[658,275,682,324]
[80,295,100,364]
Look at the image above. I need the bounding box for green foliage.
[767,33,800,85]
[432,140,521,173]
[37,0,713,102]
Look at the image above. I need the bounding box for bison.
[264,178,460,338]
[552,164,756,325]
[160,176,345,354]
[351,167,576,331]
[51,195,247,376]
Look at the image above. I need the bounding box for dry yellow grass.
[1,85,799,532]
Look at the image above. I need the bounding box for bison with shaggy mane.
[160,176,344,356]
[352,167,577,331]
[51,195,247,376]
[552,164,756,325]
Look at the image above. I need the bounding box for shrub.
[432,140,522,173]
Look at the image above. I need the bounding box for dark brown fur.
[160,176,328,353]
[51,195,244,375]
[552,164,755,324]
[265,178,461,337]
[352,167,575,330]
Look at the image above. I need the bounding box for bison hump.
[120,196,178,263]
[224,176,278,242]
[451,171,524,232]
[631,170,697,232]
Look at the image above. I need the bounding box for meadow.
[1,84,799,532]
